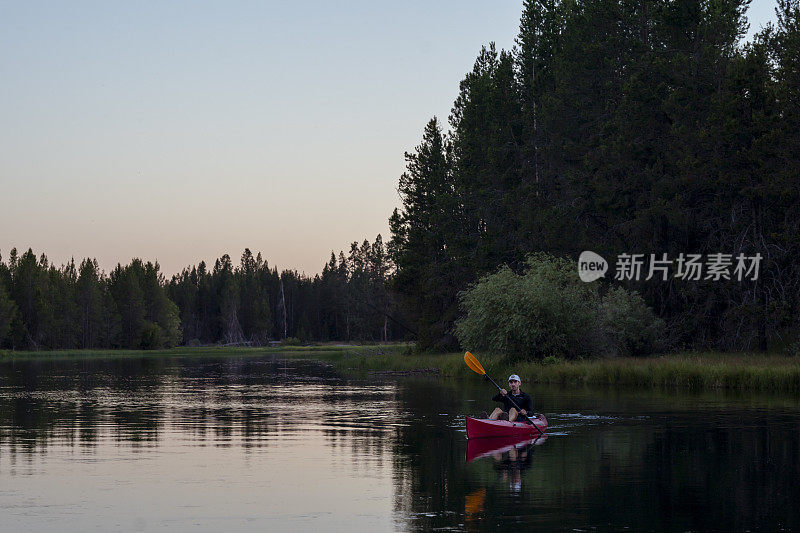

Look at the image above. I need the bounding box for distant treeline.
[0,237,401,350]
[4,1,800,355]
[388,0,800,351]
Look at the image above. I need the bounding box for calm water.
[1,354,799,532]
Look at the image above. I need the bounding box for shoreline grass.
[522,353,800,392]
[308,350,800,392]
[0,344,406,361]
[3,345,799,392]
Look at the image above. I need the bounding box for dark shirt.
[492,390,533,413]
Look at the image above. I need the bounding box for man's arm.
[492,388,508,402]
[522,393,533,412]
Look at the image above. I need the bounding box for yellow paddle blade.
[464,488,486,516]
[464,351,486,376]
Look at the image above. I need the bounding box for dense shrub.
[0,282,17,345]
[598,287,665,357]
[140,322,163,350]
[455,254,664,360]
[454,253,599,360]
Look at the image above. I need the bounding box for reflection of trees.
[2,357,799,531]
[0,358,169,455]
[390,378,482,530]
[0,356,402,463]
[389,382,800,531]
[637,421,800,531]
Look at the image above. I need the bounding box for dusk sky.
[1,1,779,276]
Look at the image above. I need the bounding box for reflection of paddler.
[492,441,533,470]
[492,440,534,493]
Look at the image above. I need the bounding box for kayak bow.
[465,414,548,439]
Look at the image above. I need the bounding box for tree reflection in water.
[1,356,800,531]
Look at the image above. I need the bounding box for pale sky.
[0,1,779,276]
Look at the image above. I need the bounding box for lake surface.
[1,354,798,532]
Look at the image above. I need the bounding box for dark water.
[1,354,799,532]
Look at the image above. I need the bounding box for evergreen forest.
[2,0,799,354]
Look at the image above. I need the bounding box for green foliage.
[0,250,182,350]
[165,238,400,347]
[160,299,182,348]
[0,231,404,351]
[140,322,163,350]
[108,261,145,348]
[541,355,564,366]
[77,258,105,348]
[599,287,666,357]
[455,254,598,360]
[389,118,461,350]
[0,279,18,345]
[9,249,53,349]
[455,254,664,360]
[0,237,402,351]
[390,0,800,353]
[310,349,800,393]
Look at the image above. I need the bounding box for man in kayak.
[488,374,533,423]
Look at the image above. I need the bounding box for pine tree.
[108,261,145,348]
[0,276,18,347]
[76,259,104,348]
[390,118,460,348]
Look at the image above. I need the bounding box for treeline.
[5,1,799,355]
[0,249,180,350]
[389,0,800,352]
[0,236,401,350]
[167,237,398,346]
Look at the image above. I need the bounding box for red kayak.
[465,414,548,439]
[466,434,548,463]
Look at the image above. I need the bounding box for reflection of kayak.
[465,414,548,439]
[466,434,547,463]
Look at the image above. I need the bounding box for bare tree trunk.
[279,279,288,339]
[225,305,245,345]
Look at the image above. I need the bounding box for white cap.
[508,374,521,382]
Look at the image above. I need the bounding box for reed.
[517,353,800,391]
[322,350,800,392]
[0,344,407,361]
[4,345,799,392]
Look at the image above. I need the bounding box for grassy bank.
[0,344,406,361]
[320,350,800,392]
[3,345,799,392]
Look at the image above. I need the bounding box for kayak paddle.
[464,351,543,436]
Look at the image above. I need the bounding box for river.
[1,354,798,531]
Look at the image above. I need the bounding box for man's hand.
[500,388,507,395]
[520,409,527,416]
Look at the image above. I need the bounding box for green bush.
[454,253,599,360]
[454,253,664,360]
[598,287,665,357]
[140,322,163,350]
[160,299,182,348]
[787,340,800,357]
